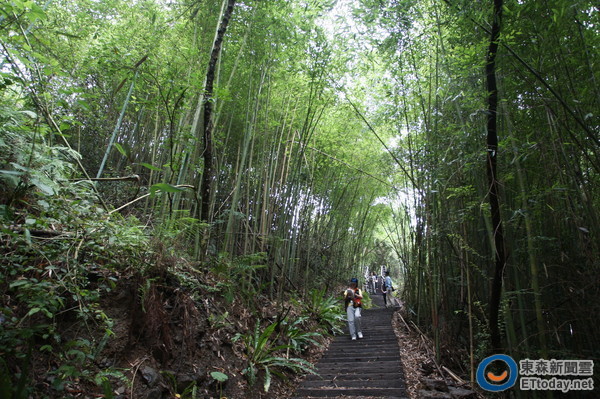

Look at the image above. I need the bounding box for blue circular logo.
[476,354,518,392]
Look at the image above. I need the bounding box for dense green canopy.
[1,0,598,395]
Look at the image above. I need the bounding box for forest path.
[293,293,408,398]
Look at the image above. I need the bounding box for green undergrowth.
[0,102,345,398]
[0,103,145,397]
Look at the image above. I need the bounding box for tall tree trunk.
[200,0,236,224]
[485,0,506,352]
[194,0,235,258]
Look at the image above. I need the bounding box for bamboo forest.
[0,0,598,398]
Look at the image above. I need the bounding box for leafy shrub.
[212,252,267,305]
[280,316,323,356]
[0,223,126,395]
[234,320,316,392]
[0,102,144,396]
[294,288,345,335]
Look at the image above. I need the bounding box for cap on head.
[350,277,359,284]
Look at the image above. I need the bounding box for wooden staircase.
[293,293,408,398]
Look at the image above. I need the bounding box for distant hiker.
[370,272,377,294]
[344,278,363,340]
[383,270,395,308]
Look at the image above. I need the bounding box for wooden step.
[318,356,402,364]
[328,336,398,345]
[293,387,409,398]
[302,379,406,388]
[311,363,404,374]
[305,370,404,380]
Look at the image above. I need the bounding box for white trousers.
[346,306,362,337]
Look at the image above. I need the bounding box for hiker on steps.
[370,271,378,294]
[383,270,395,308]
[344,278,364,340]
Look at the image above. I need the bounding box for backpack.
[352,288,362,308]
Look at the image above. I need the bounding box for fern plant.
[295,289,345,335]
[280,316,323,356]
[234,321,316,392]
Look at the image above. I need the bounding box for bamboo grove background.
[1,0,598,382]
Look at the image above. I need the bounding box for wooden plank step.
[315,359,401,367]
[325,343,399,349]
[326,342,399,350]
[326,342,398,350]
[322,353,399,359]
[328,338,398,345]
[318,355,401,363]
[293,387,408,398]
[328,341,397,345]
[313,368,403,375]
[292,396,406,399]
[330,331,396,337]
[303,372,404,382]
[321,346,401,353]
[323,347,399,354]
[332,328,395,334]
[311,366,404,374]
[300,378,406,388]
[328,335,398,344]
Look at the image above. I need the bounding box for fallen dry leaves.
[392,311,432,398]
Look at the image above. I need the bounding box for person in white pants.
[344,278,363,340]
[370,272,377,294]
